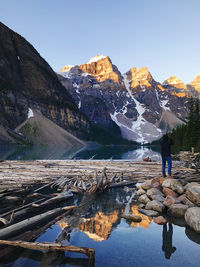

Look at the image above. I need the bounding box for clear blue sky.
[1,0,200,83]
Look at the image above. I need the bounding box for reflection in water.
[162,224,176,259]
[79,210,119,241]
[1,188,200,266]
[130,205,152,229]
[0,145,84,160]
[122,146,161,161]
[0,144,162,160]
[77,205,152,242]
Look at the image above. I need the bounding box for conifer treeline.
[171,98,200,152]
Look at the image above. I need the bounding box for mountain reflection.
[56,203,153,243]
[79,210,120,241]
[78,205,152,242]
[130,205,152,229]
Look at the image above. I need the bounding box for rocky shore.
[135,177,200,233]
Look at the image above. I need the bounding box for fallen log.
[40,191,73,206]
[120,191,141,222]
[0,208,76,263]
[0,239,95,260]
[110,181,136,188]
[0,206,76,240]
[0,197,46,219]
[56,195,96,243]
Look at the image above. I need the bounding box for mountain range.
[58,56,200,143]
[0,22,199,145]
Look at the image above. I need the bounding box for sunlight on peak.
[87,55,107,64]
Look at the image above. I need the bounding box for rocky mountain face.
[188,75,200,97]
[163,75,200,99]
[0,22,90,144]
[58,56,194,143]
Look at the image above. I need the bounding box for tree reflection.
[162,223,176,259]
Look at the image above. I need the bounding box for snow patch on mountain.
[87,55,106,64]
[28,108,34,119]
[160,99,170,111]
[109,74,163,143]
[58,71,72,79]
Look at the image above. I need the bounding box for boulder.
[137,188,146,196]
[177,194,186,202]
[138,194,151,204]
[163,187,178,198]
[153,216,167,225]
[145,200,165,213]
[178,194,196,207]
[185,207,200,233]
[139,209,159,217]
[163,195,180,208]
[138,203,145,209]
[146,188,164,198]
[184,182,200,191]
[141,183,151,190]
[151,177,165,186]
[167,204,188,217]
[162,179,184,194]
[136,183,142,190]
[186,185,200,207]
[182,197,196,208]
[151,194,165,202]
[151,178,162,190]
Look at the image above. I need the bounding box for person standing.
[160,133,174,177]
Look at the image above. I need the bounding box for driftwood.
[0,208,77,263]
[0,197,47,218]
[56,195,96,243]
[0,239,95,260]
[120,191,142,222]
[0,159,197,194]
[0,206,76,240]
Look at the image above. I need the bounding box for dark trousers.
[162,156,172,177]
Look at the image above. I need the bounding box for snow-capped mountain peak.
[58,56,191,143]
[87,55,107,64]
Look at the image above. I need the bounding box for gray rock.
[167,204,188,217]
[136,183,142,190]
[139,209,159,217]
[138,194,150,204]
[185,207,200,233]
[145,200,165,213]
[151,194,165,202]
[138,203,145,209]
[141,183,151,190]
[163,195,180,208]
[184,182,200,191]
[186,185,200,207]
[162,179,184,194]
[182,197,196,207]
[121,213,142,222]
[146,188,164,198]
[137,188,146,196]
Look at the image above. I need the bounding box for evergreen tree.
[171,97,200,152]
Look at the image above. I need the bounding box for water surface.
[2,187,199,267]
[0,145,161,161]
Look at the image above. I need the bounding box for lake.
[0,144,161,161]
[1,187,200,267]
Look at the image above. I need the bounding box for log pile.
[0,159,197,191]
